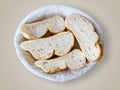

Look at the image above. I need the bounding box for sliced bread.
[65,14,103,62]
[20,15,65,39]
[20,31,74,60]
[34,49,86,73]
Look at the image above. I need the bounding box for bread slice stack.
[20,14,103,73]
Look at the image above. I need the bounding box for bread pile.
[20,14,103,73]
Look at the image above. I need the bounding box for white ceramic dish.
[14,5,103,82]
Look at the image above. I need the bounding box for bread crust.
[92,44,103,62]
[47,68,65,74]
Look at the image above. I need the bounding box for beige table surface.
[0,0,120,90]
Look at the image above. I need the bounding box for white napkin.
[14,5,103,82]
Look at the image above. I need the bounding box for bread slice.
[20,15,65,39]
[34,49,86,73]
[65,14,103,62]
[20,31,74,60]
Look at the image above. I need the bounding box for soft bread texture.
[20,31,74,60]
[65,14,103,62]
[35,49,86,73]
[20,15,65,39]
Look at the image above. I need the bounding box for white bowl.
[14,5,103,82]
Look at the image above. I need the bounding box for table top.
[0,0,120,90]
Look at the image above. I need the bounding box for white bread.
[65,14,103,62]
[20,31,74,60]
[20,15,65,39]
[34,49,86,73]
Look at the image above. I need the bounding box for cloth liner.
[14,5,103,82]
